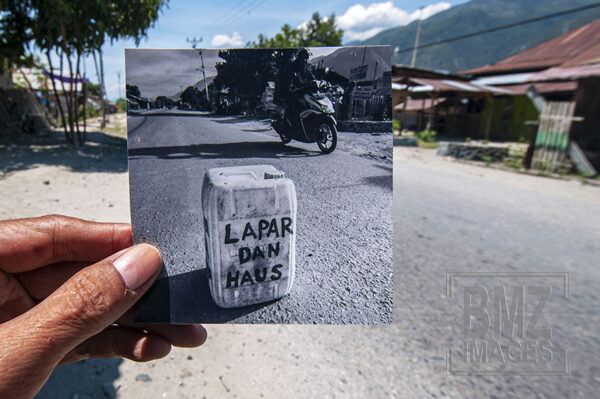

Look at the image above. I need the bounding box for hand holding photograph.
[126,46,393,324]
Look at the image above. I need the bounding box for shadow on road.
[128,111,211,118]
[135,268,276,323]
[128,141,322,160]
[36,358,122,398]
[0,131,128,176]
[374,164,392,173]
[363,174,392,190]
[242,127,272,132]
[210,115,268,124]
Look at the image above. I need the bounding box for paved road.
[127,113,393,324]
[394,147,600,398]
[7,138,597,397]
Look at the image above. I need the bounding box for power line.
[227,0,269,27]
[395,2,600,55]
[207,0,267,34]
[204,0,251,32]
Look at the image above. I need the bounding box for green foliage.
[392,119,400,132]
[115,98,126,113]
[416,129,437,142]
[508,144,527,159]
[250,12,343,48]
[79,106,101,121]
[0,1,35,71]
[465,137,471,143]
[86,82,102,96]
[481,155,492,166]
[0,0,168,144]
[504,158,524,170]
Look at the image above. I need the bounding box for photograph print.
[126,46,393,324]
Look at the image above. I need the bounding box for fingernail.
[115,225,133,250]
[112,244,163,290]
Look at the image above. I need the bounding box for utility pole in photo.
[187,37,210,105]
[410,6,424,68]
[196,49,210,104]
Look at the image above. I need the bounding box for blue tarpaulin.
[42,70,89,84]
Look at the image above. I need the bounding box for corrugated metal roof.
[560,42,600,67]
[471,72,534,86]
[500,81,578,95]
[463,20,600,75]
[394,97,446,111]
[409,77,512,94]
[527,63,600,81]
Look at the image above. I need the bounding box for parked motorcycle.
[272,80,337,154]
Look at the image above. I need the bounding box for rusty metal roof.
[527,63,600,81]
[409,77,512,95]
[500,81,578,95]
[463,20,600,76]
[394,97,446,112]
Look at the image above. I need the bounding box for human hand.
[0,215,207,399]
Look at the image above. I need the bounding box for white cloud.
[211,32,244,47]
[338,2,451,42]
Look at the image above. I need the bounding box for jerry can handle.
[264,171,284,179]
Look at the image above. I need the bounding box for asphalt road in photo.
[127,112,393,324]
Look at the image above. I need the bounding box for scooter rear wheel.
[317,121,337,154]
[280,134,292,144]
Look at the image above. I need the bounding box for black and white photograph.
[126,46,392,324]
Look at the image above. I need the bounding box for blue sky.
[84,0,468,100]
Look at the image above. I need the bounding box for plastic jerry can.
[201,165,297,308]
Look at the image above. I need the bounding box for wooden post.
[400,93,408,131]
[419,96,426,131]
[426,93,436,131]
[484,93,494,141]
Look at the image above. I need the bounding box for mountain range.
[355,0,600,73]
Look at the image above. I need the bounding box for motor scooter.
[272,80,337,154]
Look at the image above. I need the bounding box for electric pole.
[410,7,424,68]
[195,50,210,104]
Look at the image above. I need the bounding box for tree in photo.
[213,49,279,114]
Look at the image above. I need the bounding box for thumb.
[5,244,163,366]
